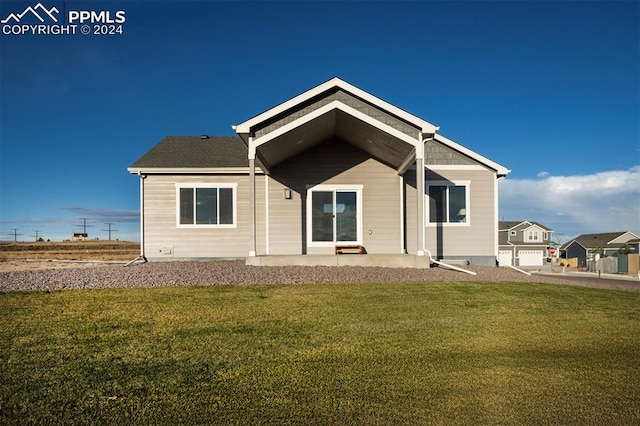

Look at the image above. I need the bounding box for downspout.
[248,137,257,257]
[506,264,531,276]
[425,249,477,275]
[416,133,425,256]
[421,132,476,276]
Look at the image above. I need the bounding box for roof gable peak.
[234,77,439,136]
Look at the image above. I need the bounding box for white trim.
[252,100,420,150]
[494,174,500,259]
[235,77,438,134]
[434,133,510,176]
[425,165,487,171]
[139,173,145,257]
[399,175,404,254]
[425,180,471,227]
[265,175,269,255]
[306,184,363,248]
[128,167,262,175]
[175,183,238,228]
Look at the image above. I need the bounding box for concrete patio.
[245,254,433,268]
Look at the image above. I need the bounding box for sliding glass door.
[308,185,362,246]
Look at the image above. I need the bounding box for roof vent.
[200,135,209,139]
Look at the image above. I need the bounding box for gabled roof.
[234,77,439,136]
[499,220,553,232]
[129,136,248,172]
[562,231,640,250]
[499,221,524,230]
[234,77,510,176]
[433,134,510,177]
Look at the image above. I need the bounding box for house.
[128,78,510,266]
[71,232,88,241]
[561,231,639,268]
[497,221,554,267]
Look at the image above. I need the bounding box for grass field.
[1,282,639,425]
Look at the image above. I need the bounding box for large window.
[177,184,236,227]
[427,182,469,225]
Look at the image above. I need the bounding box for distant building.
[561,231,639,268]
[498,220,555,267]
[71,232,88,241]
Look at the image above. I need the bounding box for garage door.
[518,250,543,266]
[498,250,513,266]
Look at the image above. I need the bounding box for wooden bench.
[335,245,364,255]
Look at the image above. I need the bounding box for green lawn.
[1,282,639,425]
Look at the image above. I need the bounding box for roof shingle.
[130,136,248,169]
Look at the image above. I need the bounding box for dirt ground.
[0,241,140,272]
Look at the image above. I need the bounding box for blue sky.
[1,0,638,244]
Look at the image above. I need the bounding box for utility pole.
[102,223,119,241]
[8,228,23,242]
[32,230,42,242]
[76,218,94,236]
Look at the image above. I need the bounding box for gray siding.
[142,174,265,259]
[404,168,498,264]
[254,89,420,140]
[267,138,403,255]
[425,140,478,166]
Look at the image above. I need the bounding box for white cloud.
[537,171,550,178]
[499,166,640,241]
[57,206,139,223]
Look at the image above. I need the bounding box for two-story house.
[498,221,554,266]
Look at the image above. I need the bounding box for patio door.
[308,185,362,246]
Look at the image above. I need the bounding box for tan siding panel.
[268,139,402,254]
[143,174,264,258]
[424,170,496,257]
[403,168,497,258]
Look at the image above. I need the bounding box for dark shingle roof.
[498,221,552,232]
[130,136,248,169]
[566,232,633,249]
[499,221,524,230]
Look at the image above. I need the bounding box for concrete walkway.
[529,264,640,282]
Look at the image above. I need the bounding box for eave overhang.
[127,167,263,175]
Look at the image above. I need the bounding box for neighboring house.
[561,231,640,268]
[129,78,510,266]
[498,221,554,266]
[71,232,88,241]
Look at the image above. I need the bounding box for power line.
[31,230,43,242]
[7,228,23,242]
[75,217,94,235]
[101,223,119,241]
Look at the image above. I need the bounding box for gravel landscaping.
[2,260,632,292]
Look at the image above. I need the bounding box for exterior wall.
[405,167,498,265]
[142,174,265,259]
[565,242,587,267]
[266,138,402,255]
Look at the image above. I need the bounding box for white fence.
[587,257,618,274]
